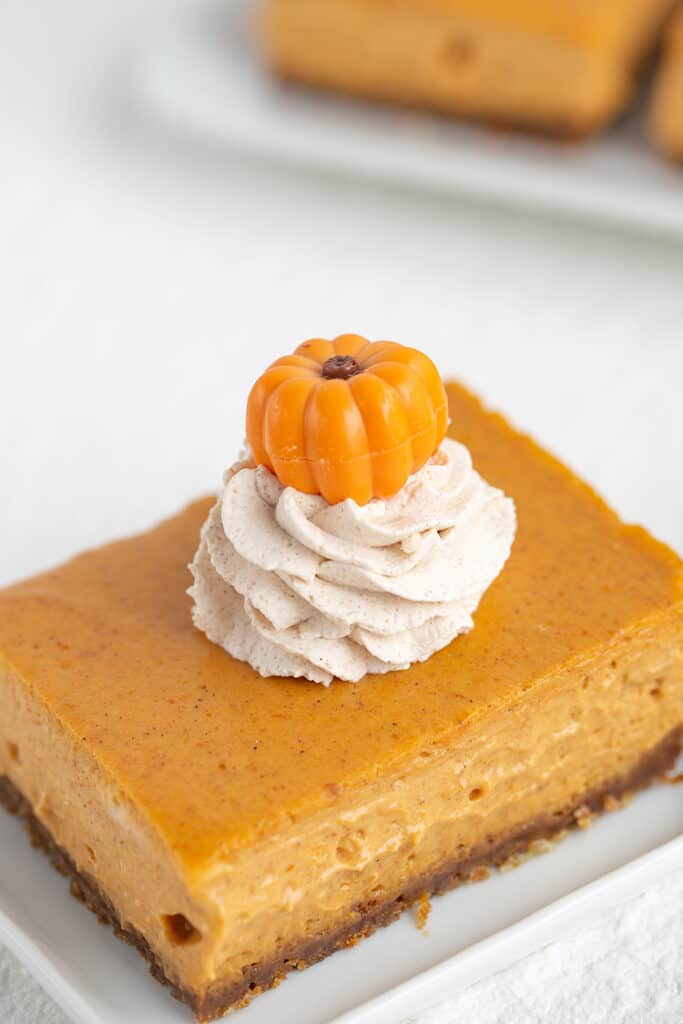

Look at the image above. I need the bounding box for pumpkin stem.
[321,355,362,380]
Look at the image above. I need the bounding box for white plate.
[1,773,682,1024]
[139,0,683,238]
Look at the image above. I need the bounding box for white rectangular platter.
[1,776,681,1024]
[139,0,683,238]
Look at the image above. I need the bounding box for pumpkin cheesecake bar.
[258,0,673,137]
[650,7,683,161]
[1,382,682,1020]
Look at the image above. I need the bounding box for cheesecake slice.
[258,0,673,137]
[650,7,683,161]
[1,383,682,1021]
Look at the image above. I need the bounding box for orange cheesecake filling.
[259,0,673,134]
[650,8,683,160]
[2,607,680,997]
[1,382,682,1006]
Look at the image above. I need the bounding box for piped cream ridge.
[189,439,516,683]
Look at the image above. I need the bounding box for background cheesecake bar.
[258,0,673,137]
[650,6,683,161]
[1,383,682,1021]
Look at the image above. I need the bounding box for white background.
[1,0,682,1021]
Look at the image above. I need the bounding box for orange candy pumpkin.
[246,334,448,505]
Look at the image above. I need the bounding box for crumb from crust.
[574,804,596,830]
[499,830,570,872]
[498,852,525,873]
[466,865,491,884]
[528,832,569,855]
[416,892,432,932]
[604,790,634,811]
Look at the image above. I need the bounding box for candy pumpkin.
[246,334,448,505]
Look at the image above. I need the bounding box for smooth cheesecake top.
[1,383,681,867]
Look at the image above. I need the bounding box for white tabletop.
[1,0,682,1021]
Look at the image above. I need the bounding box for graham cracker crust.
[1,724,681,1022]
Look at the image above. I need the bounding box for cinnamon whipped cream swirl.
[189,438,516,684]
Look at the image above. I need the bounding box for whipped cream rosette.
[189,335,516,683]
